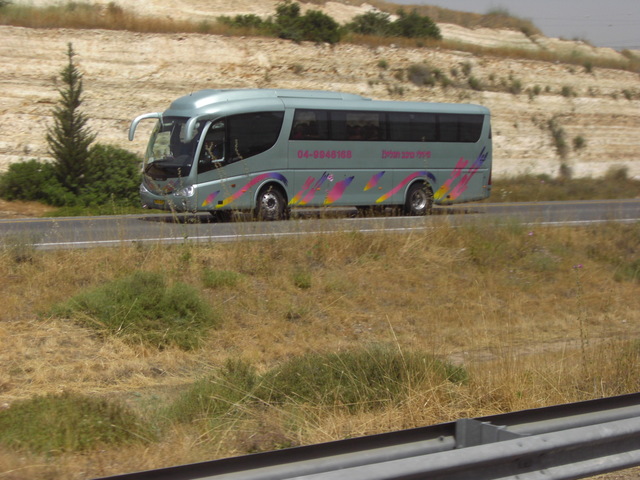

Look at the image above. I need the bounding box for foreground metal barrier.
[97,393,640,480]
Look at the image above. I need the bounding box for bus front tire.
[404,183,433,216]
[255,186,287,221]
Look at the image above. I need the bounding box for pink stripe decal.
[440,148,488,201]
[365,171,385,191]
[201,191,221,207]
[289,176,315,206]
[434,158,468,200]
[299,173,329,206]
[324,176,354,205]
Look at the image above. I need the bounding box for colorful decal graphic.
[201,191,221,207]
[376,171,436,204]
[290,172,331,206]
[434,147,488,201]
[289,177,315,205]
[365,171,385,191]
[324,176,354,205]
[433,158,468,201]
[217,172,288,208]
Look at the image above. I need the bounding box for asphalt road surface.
[0,199,638,250]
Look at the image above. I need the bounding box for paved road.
[0,199,638,250]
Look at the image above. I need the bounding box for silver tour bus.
[129,89,492,220]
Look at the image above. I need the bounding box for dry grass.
[0,221,639,478]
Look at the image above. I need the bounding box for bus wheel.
[404,183,433,216]
[255,186,287,221]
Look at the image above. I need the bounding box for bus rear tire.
[404,183,433,216]
[255,186,287,221]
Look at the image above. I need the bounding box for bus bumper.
[140,183,198,212]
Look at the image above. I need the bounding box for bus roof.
[166,88,489,117]
[140,89,490,142]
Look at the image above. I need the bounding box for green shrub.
[218,13,265,29]
[391,9,441,40]
[468,76,484,91]
[561,85,574,97]
[573,135,586,150]
[53,271,218,350]
[82,143,141,207]
[407,63,436,86]
[270,1,341,44]
[0,144,140,209]
[0,159,59,202]
[169,346,468,422]
[548,116,568,159]
[257,345,467,411]
[347,10,394,36]
[508,77,523,95]
[298,10,341,44]
[0,392,154,454]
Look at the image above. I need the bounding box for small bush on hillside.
[407,63,436,86]
[347,8,440,40]
[218,13,265,29]
[468,76,484,91]
[347,10,394,36]
[548,116,568,159]
[0,392,155,454]
[391,9,441,40]
[53,271,218,350]
[572,135,586,150]
[270,1,341,44]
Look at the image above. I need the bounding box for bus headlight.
[174,186,195,197]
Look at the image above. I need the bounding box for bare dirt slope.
[1,0,639,180]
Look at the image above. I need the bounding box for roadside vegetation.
[490,167,640,203]
[0,220,639,478]
[0,42,141,214]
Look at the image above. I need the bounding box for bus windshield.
[143,116,203,180]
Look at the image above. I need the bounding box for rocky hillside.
[1,0,639,179]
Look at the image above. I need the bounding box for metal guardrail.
[96,393,640,480]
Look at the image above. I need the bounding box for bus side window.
[291,110,327,140]
[229,112,284,162]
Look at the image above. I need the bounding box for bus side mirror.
[129,113,162,141]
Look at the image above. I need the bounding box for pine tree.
[46,43,96,195]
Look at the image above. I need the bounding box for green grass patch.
[0,392,155,454]
[52,271,219,350]
[170,345,468,423]
[202,268,243,288]
[167,359,259,423]
[258,346,467,411]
